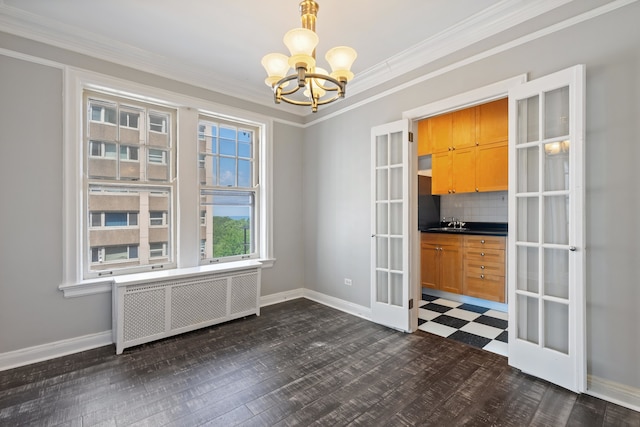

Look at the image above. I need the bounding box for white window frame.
[119,145,139,162]
[60,68,274,297]
[89,141,117,159]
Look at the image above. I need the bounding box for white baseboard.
[259,288,304,307]
[302,289,372,321]
[587,375,640,412]
[0,331,112,372]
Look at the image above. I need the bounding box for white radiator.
[112,265,261,354]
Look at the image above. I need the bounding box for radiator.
[112,266,261,354]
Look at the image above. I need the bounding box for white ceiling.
[0,0,610,116]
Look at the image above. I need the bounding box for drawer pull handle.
[480,265,485,269]
[480,274,485,279]
[480,252,485,256]
[481,239,485,244]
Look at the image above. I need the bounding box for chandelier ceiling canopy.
[261,1,357,113]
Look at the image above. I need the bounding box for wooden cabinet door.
[421,243,439,290]
[452,107,476,149]
[439,244,462,294]
[476,142,508,192]
[451,147,476,194]
[429,113,453,153]
[431,151,451,195]
[417,119,431,156]
[476,98,508,145]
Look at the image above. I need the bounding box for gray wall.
[0,48,304,353]
[302,3,640,390]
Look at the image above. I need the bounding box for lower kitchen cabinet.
[463,235,506,302]
[421,233,506,303]
[421,233,463,294]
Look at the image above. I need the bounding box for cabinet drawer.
[464,275,505,303]
[464,235,505,250]
[465,247,504,264]
[422,233,462,246]
[465,260,505,277]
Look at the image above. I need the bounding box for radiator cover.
[113,266,261,354]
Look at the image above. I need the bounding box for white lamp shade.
[326,46,357,81]
[283,28,319,56]
[261,53,290,86]
[303,67,328,98]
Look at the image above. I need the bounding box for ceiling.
[0,0,608,116]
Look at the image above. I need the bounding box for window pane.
[148,149,165,164]
[105,246,128,261]
[105,212,127,226]
[149,113,167,133]
[219,157,236,186]
[90,213,102,227]
[220,127,236,156]
[129,245,138,259]
[129,212,138,226]
[200,189,254,258]
[120,111,139,129]
[104,143,117,159]
[238,159,251,188]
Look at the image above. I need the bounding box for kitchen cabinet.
[421,233,463,294]
[419,97,508,194]
[463,235,506,303]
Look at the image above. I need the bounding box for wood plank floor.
[1,299,638,426]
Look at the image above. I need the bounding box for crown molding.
[0,0,629,120]
[346,0,572,96]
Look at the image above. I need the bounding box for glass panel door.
[508,65,585,392]
[371,120,410,331]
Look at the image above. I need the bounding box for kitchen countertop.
[420,222,508,237]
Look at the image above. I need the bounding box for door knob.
[569,246,577,251]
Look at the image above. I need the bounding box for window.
[89,141,117,159]
[120,145,139,161]
[91,245,139,264]
[199,119,258,262]
[149,113,168,133]
[90,212,138,227]
[149,242,167,258]
[62,70,273,295]
[84,92,175,277]
[149,211,167,226]
[148,149,167,164]
[90,103,116,125]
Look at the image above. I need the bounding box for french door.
[370,120,411,331]
[508,65,586,392]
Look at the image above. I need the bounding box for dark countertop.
[420,222,508,237]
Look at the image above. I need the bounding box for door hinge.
[408,298,414,309]
[408,131,414,142]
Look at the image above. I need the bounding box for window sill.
[58,258,275,298]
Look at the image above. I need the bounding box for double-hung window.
[62,70,272,296]
[198,117,259,262]
[84,91,175,277]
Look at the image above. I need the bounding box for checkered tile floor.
[418,293,508,356]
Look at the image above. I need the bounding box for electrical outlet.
[344,278,352,286]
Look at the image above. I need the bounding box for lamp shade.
[303,67,328,99]
[261,53,290,86]
[283,28,318,70]
[326,46,357,81]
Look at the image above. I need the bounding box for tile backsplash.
[440,191,508,223]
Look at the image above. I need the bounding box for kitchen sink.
[427,227,469,232]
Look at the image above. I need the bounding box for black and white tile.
[418,293,508,356]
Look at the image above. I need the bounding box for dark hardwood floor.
[1,299,638,426]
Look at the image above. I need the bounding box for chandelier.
[261,1,357,113]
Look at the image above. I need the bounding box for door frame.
[401,74,527,333]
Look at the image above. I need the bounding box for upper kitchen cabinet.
[476,98,508,145]
[420,97,509,194]
[417,113,452,156]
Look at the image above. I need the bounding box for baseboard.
[259,288,304,307]
[0,331,112,372]
[587,375,640,412]
[302,289,372,321]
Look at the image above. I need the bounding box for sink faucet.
[446,217,466,229]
